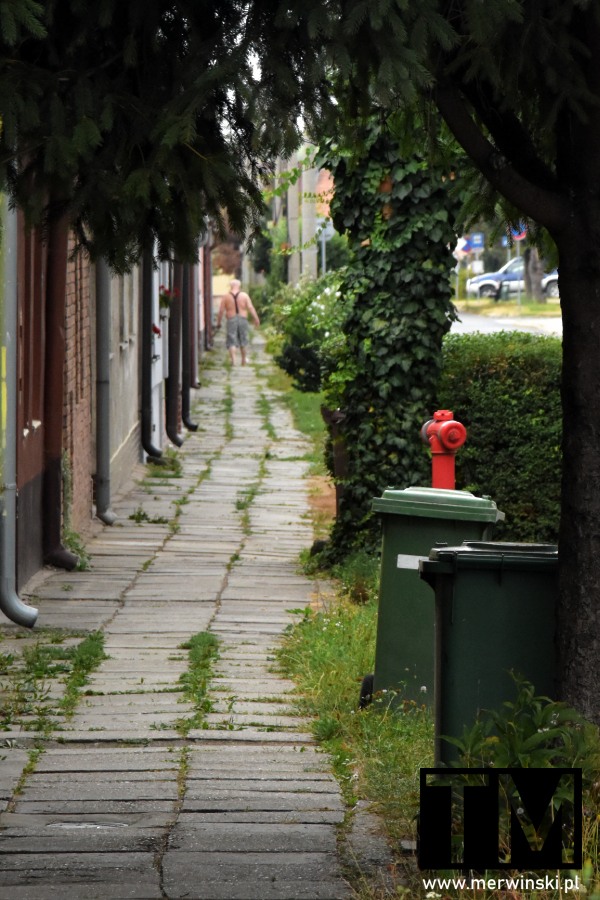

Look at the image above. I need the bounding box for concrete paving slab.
[26,771,180,784]
[49,729,184,743]
[0,748,30,812]
[0,882,163,899]
[202,713,308,728]
[34,749,181,772]
[12,799,176,814]
[0,826,165,853]
[184,780,340,797]
[0,852,161,893]
[172,810,345,826]
[168,822,337,853]
[162,853,349,898]
[14,780,178,801]
[181,793,344,813]
[76,695,186,710]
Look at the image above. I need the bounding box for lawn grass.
[266,366,327,474]
[277,553,433,853]
[456,296,561,317]
[278,554,600,899]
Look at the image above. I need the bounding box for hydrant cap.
[438,419,467,450]
[433,409,454,422]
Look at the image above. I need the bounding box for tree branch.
[434,79,569,236]
[460,81,558,193]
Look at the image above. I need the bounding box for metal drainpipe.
[181,263,198,431]
[95,259,116,525]
[166,262,184,447]
[141,247,165,461]
[203,241,214,350]
[0,202,38,627]
[190,263,201,388]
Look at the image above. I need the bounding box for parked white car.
[466,257,559,298]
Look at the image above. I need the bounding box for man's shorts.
[226,316,250,348]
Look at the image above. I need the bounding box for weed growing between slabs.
[145,446,183,479]
[176,632,220,734]
[0,629,107,733]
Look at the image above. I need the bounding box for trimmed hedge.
[437,331,562,543]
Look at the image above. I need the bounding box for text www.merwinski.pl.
[422,874,581,893]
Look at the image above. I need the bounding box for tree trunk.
[526,247,544,302]
[555,238,600,723]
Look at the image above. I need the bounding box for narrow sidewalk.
[0,337,354,899]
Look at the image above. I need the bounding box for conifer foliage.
[0,0,332,269]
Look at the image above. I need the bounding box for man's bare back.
[217,280,260,324]
[219,291,254,320]
[216,279,260,365]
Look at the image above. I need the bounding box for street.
[452,309,562,336]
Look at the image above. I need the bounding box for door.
[16,220,46,587]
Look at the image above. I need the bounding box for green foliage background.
[269,272,346,393]
[438,331,562,543]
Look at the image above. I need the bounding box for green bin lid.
[421,540,558,575]
[372,487,504,524]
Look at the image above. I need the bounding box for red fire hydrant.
[421,410,467,490]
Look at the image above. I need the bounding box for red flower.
[152,323,161,336]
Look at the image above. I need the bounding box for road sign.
[511,224,527,241]
[470,232,485,250]
[317,218,335,242]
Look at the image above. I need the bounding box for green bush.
[270,271,346,392]
[438,331,562,543]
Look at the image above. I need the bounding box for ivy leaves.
[318,121,459,556]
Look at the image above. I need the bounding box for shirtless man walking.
[216,279,260,366]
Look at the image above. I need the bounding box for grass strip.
[176,632,220,734]
[266,367,327,474]
[59,631,108,718]
[277,586,433,840]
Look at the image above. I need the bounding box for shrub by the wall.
[270,272,346,393]
[437,331,562,543]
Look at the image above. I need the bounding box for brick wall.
[63,239,94,535]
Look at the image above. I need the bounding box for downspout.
[203,239,214,350]
[181,263,198,431]
[95,259,116,525]
[141,247,164,461]
[165,262,184,447]
[190,263,200,388]
[43,214,78,570]
[0,202,38,626]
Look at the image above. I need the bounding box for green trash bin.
[419,541,558,765]
[369,488,504,706]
